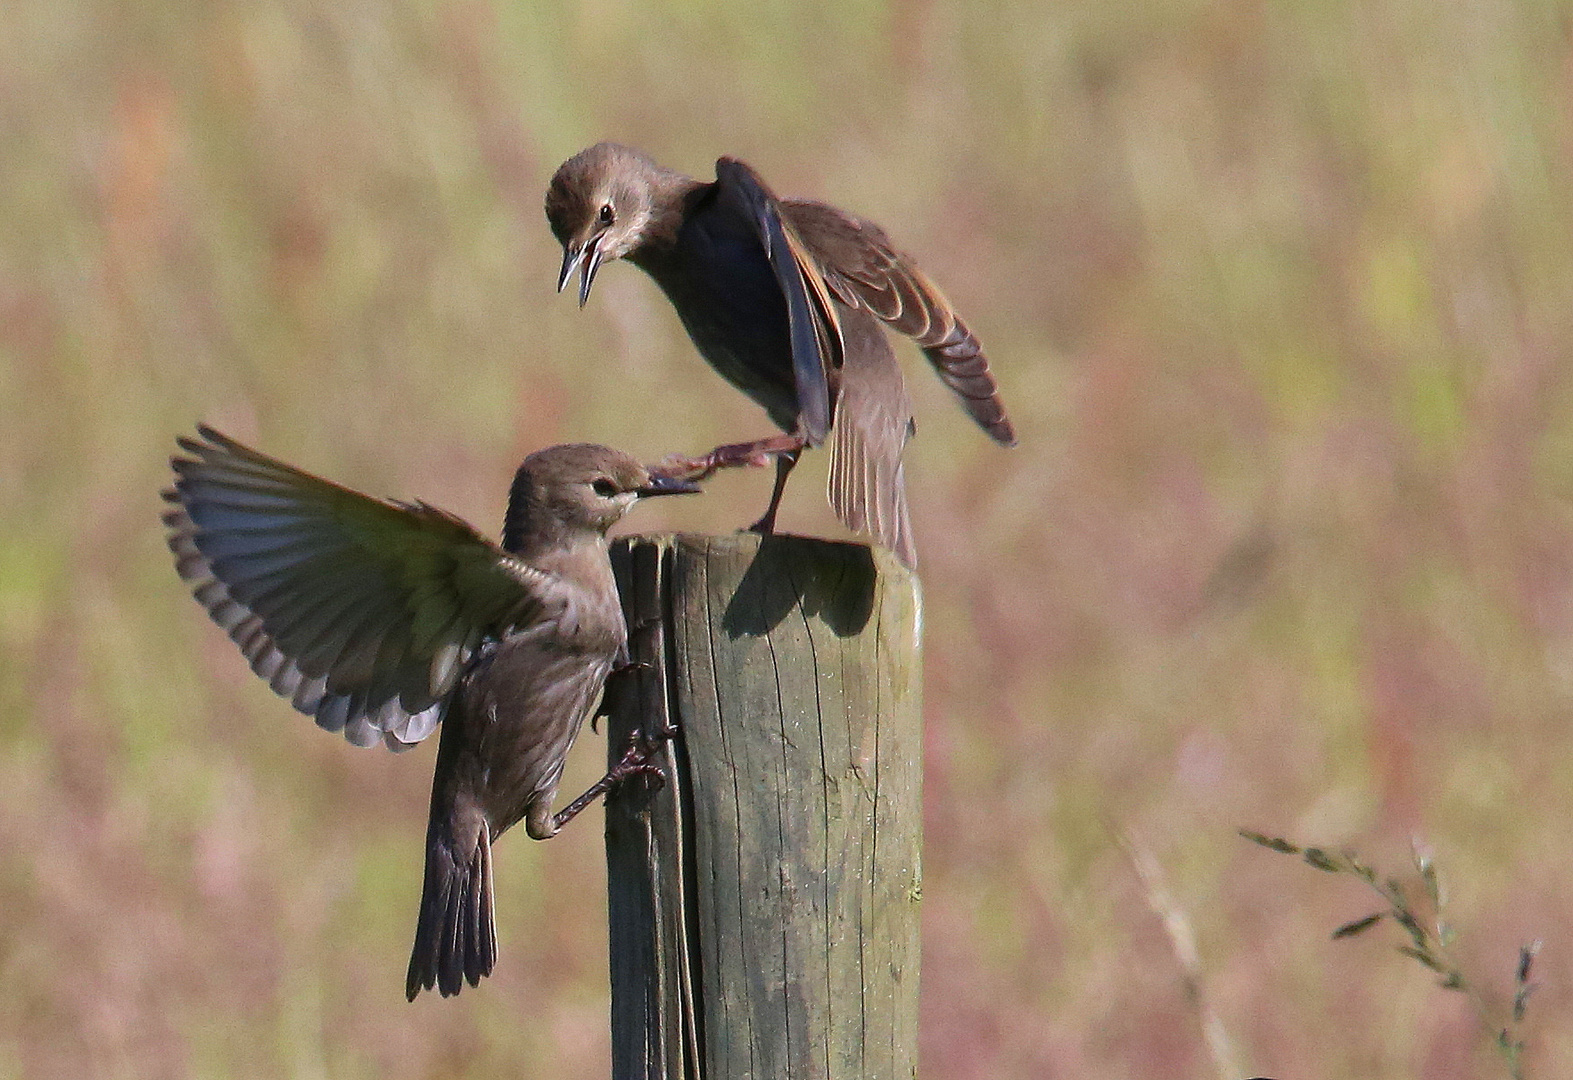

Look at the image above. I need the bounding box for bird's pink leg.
[550,728,674,833]
[651,433,807,483]
[748,444,801,536]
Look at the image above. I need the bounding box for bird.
[163,425,700,999]
[546,142,1016,567]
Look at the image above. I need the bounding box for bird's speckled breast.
[456,624,619,838]
[450,544,628,839]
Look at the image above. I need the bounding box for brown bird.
[164,426,699,998]
[546,142,1016,567]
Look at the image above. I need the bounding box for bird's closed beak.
[636,474,702,497]
[557,240,606,308]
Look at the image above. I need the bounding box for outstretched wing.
[714,157,844,445]
[781,199,1016,446]
[165,425,558,750]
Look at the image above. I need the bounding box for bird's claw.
[593,659,655,733]
[613,757,669,792]
[605,729,673,794]
[549,725,676,833]
[550,726,673,836]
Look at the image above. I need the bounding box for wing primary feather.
[165,425,539,753]
[781,199,1016,447]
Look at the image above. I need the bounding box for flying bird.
[164,426,699,998]
[546,142,1016,567]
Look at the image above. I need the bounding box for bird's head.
[504,443,699,551]
[545,142,666,307]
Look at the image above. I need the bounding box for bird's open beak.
[557,239,606,308]
[636,474,703,497]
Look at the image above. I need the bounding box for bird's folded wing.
[714,157,843,444]
[165,425,559,750]
[781,199,1016,446]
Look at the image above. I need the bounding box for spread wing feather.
[782,199,1016,446]
[165,425,562,750]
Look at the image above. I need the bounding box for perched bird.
[164,426,699,998]
[546,142,1016,567]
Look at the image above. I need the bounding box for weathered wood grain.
[607,533,922,1080]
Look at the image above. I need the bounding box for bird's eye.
[591,478,618,498]
[597,203,614,226]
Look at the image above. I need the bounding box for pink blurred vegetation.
[2,0,1571,1077]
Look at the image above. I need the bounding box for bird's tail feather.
[828,321,917,568]
[406,820,496,1000]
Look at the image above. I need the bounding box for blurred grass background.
[3,0,1572,1076]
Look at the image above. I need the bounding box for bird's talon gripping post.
[550,728,674,832]
[652,713,680,742]
[593,659,653,734]
[615,728,675,790]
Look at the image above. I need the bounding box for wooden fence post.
[606,533,923,1080]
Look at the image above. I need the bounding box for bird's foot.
[549,726,677,832]
[745,441,803,536]
[605,732,670,792]
[653,433,806,483]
